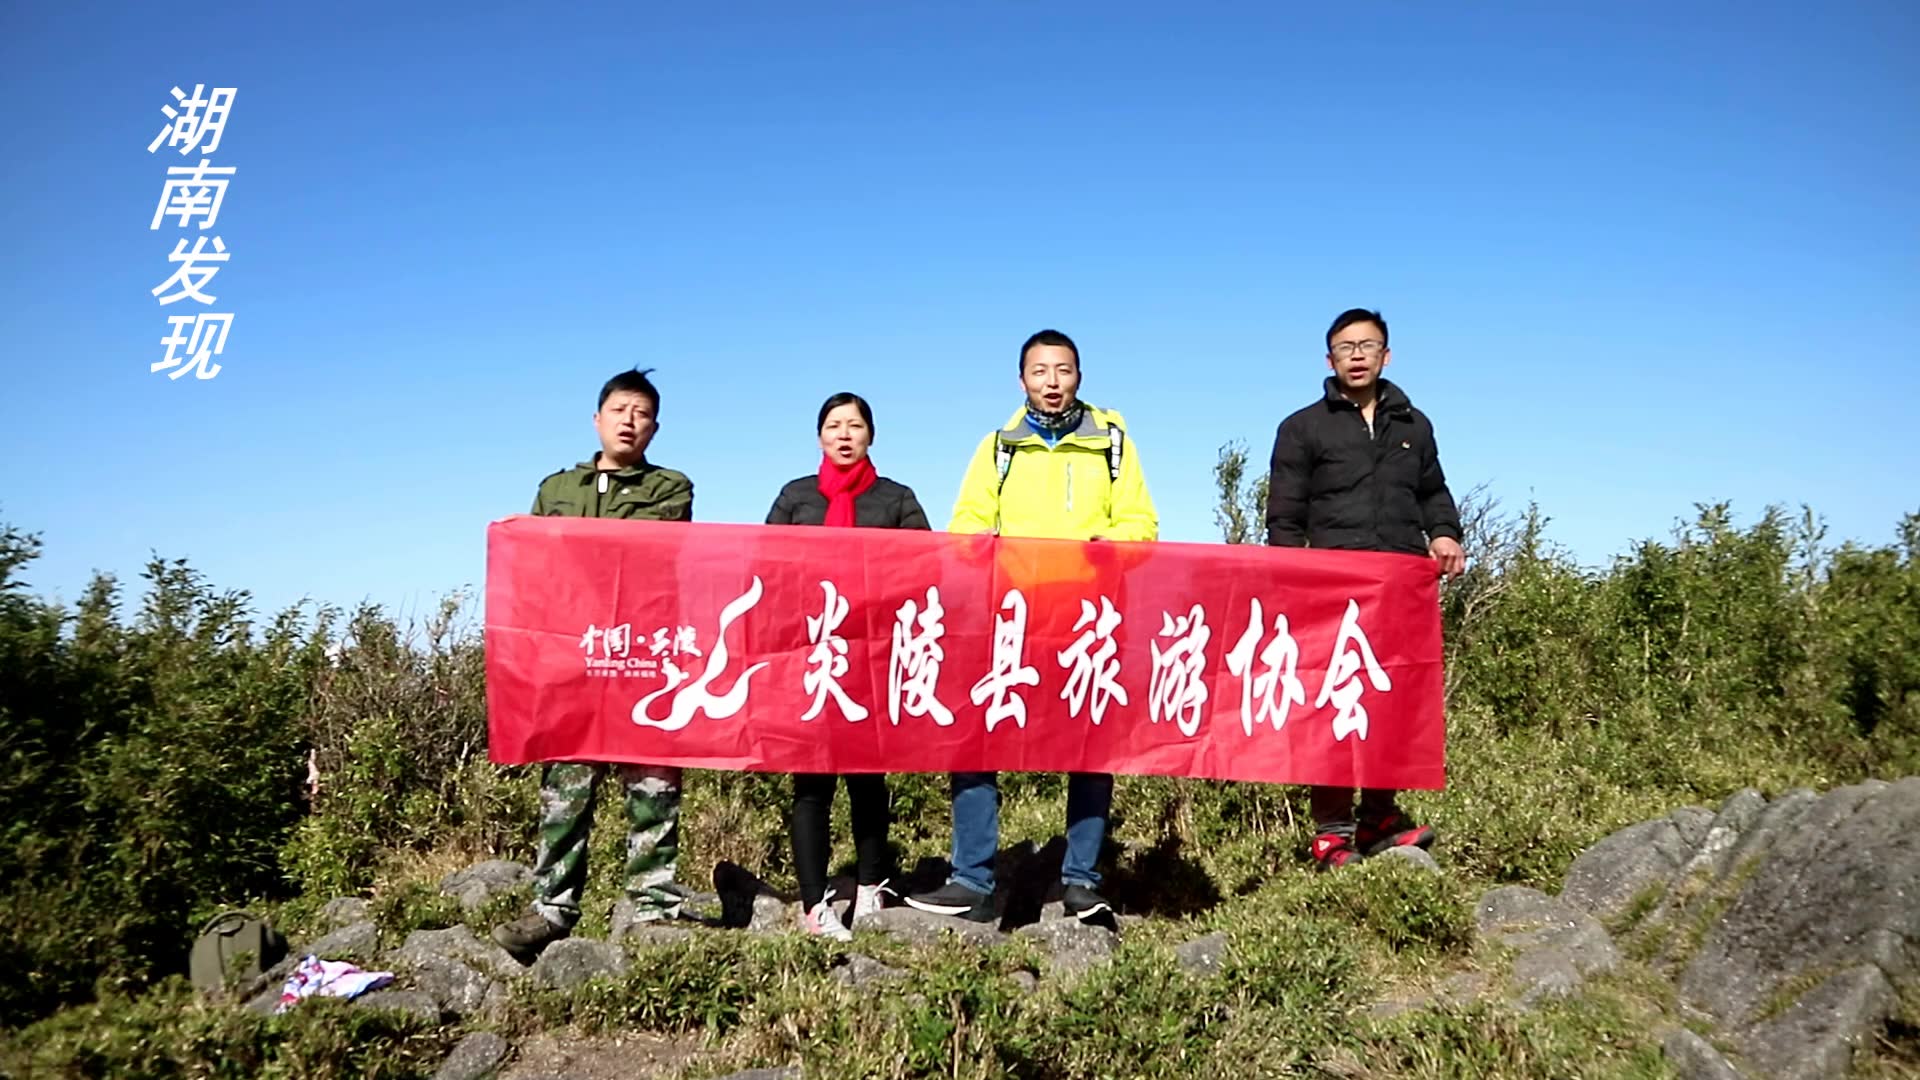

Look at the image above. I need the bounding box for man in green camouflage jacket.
[493,368,697,960]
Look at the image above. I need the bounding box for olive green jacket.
[530,454,694,521]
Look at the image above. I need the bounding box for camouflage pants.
[531,762,683,929]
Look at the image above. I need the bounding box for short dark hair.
[597,367,660,413]
[1019,329,1079,371]
[1326,309,1388,351]
[817,391,875,439]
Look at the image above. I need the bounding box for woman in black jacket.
[766,392,929,939]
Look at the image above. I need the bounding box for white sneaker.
[853,879,896,924]
[801,892,852,942]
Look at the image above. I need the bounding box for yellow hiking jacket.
[949,404,1158,541]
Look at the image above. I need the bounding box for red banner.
[485,518,1445,788]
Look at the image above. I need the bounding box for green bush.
[0,531,321,1025]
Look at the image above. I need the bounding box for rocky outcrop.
[439,861,532,913]
[1435,780,1920,1079]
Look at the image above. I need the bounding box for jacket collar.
[997,402,1109,446]
[569,453,655,481]
[1321,376,1411,414]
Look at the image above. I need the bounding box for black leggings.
[791,773,890,909]
[1311,786,1401,830]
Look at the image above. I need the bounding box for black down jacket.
[765,475,931,530]
[1265,377,1461,556]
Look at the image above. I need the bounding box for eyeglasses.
[1330,340,1385,359]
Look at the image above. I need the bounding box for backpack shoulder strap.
[994,435,1015,492]
[1106,424,1124,484]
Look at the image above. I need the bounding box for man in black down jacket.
[1266,308,1464,869]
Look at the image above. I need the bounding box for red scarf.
[817,454,878,528]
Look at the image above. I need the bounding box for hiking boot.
[1355,811,1436,857]
[852,879,896,924]
[800,892,853,942]
[904,881,996,923]
[492,910,569,960]
[1310,831,1362,870]
[1061,884,1112,921]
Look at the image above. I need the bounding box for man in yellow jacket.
[906,329,1158,924]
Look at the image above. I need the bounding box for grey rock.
[1505,906,1619,1008]
[1689,789,1768,880]
[404,953,494,1016]
[1739,965,1896,1080]
[1006,970,1040,994]
[748,891,795,933]
[1652,790,1773,931]
[1511,928,1620,987]
[1479,895,1608,954]
[481,980,516,1023]
[831,953,908,988]
[434,1031,511,1080]
[617,923,696,948]
[1670,806,1717,850]
[1373,845,1441,873]
[353,989,443,1023]
[1680,780,1918,1030]
[609,897,701,943]
[318,896,372,932]
[1173,932,1229,976]
[305,920,379,961]
[1474,886,1562,938]
[531,937,630,991]
[440,861,532,913]
[1015,917,1116,978]
[712,1070,800,1080]
[1511,912,1619,966]
[384,926,525,1019]
[243,986,281,1014]
[607,897,640,941]
[1512,951,1584,1007]
[392,926,526,983]
[1720,787,1821,877]
[1661,1028,1744,1080]
[1561,818,1692,921]
[861,906,1007,947]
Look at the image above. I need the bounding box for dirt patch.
[500,1031,702,1080]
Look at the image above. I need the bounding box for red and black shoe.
[1310,831,1362,870]
[1355,811,1435,857]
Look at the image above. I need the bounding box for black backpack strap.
[1106,424,1124,484]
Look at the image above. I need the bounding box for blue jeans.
[947,771,1114,894]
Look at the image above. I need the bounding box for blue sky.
[1,2,1915,622]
